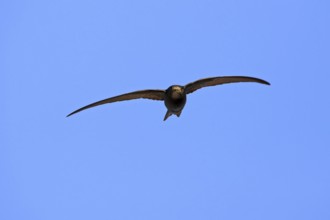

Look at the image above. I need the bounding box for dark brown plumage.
[67,76,270,121]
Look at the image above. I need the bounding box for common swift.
[67,76,270,121]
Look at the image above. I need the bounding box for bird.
[67,76,270,121]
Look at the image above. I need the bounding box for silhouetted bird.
[67,76,270,121]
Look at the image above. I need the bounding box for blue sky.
[2,0,330,219]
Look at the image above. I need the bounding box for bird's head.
[170,85,184,91]
[166,85,185,99]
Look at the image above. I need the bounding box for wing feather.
[184,76,270,94]
[67,89,165,117]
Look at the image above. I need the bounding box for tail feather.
[163,111,172,121]
[175,110,182,117]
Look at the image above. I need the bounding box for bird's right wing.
[184,76,270,94]
[67,89,165,117]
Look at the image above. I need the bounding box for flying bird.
[67,76,270,121]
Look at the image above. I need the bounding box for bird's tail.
[163,111,172,121]
[175,110,182,117]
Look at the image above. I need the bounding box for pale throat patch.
[171,90,184,99]
[172,86,183,92]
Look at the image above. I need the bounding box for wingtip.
[66,112,74,117]
[259,78,271,86]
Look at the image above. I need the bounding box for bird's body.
[67,76,270,121]
[163,85,186,120]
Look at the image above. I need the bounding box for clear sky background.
[2,0,330,219]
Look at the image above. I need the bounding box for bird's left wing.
[184,76,270,94]
[67,89,165,117]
